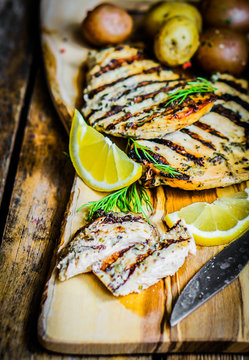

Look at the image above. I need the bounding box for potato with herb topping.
[154,16,199,66]
[202,0,249,33]
[196,27,248,75]
[144,1,202,37]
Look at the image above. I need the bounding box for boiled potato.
[82,3,133,47]
[202,0,249,32]
[144,1,202,37]
[154,16,199,66]
[196,28,248,75]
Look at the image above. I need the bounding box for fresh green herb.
[63,151,70,158]
[77,182,153,222]
[222,17,233,24]
[129,138,181,176]
[164,77,217,107]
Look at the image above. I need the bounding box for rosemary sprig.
[77,182,153,222]
[165,77,217,107]
[129,138,181,176]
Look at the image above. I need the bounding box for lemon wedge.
[69,110,142,191]
[165,188,249,246]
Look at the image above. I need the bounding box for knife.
[170,229,249,326]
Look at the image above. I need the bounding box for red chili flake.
[183,61,192,69]
[60,48,66,54]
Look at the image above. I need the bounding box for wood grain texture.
[165,356,249,360]
[0,69,75,359]
[39,179,249,355]
[0,0,33,207]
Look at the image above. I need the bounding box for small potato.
[196,28,248,75]
[202,0,249,33]
[144,1,202,37]
[154,16,199,66]
[82,3,133,47]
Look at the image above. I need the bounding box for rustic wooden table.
[0,1,248,359]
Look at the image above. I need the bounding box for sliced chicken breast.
[92,220,195,296]
[57,212,158,281]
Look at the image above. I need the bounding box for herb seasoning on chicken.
[130,73,249,190]
[57,212,158,281]
[92,220,195,296]
[82,44,215,139]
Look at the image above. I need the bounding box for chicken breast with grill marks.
[57,212,158,281]
[92,220,195,296]
[129,73,249,190]
[82,44,215,139]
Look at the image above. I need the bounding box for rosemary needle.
[77,182,153,222]
[129,138,181,176]
[165,77,217,107]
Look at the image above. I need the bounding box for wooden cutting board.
[38,0,249,354]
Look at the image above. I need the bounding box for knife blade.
[170,229,249,326]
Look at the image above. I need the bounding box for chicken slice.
[57,212,158,281]
[92,220,195,296]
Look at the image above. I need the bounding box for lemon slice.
[165,188,249,246]
[69,110,142,191]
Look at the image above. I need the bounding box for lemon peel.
[69,110,142,192]
[165,188,249,246]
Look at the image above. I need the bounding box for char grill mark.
[181,128,216,150]
[88,80,184,123]
[100,246,135,272]
[220,93,249,112]
[102,213,143,224]
[104,246,155,292]
[125,94,216,130]
[87,65,164,99]
[108,250,153,292]
[195,120,229,140]
[129,147,170,166]
[92,81,185,126]
[91,105,124,123]
[217,78,248,94]
[212,104,242,122]
[103,233,188,293]
[131,81,184,104]
[109,79,180,103]
[128,148,189,180]
[152,138,205,166]
[212,104,249,134]
[90,51,145,79]
[103,93,215,131]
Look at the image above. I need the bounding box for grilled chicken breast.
[82,44,215,139]
[92,220,195,296]
[57,212,158,281]
[129,73,249,190]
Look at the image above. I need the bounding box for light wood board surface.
[38,0,249,355]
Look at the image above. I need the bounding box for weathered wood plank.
[165,356,247,360]
[0,0,34,208]
[0,69,75,359]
